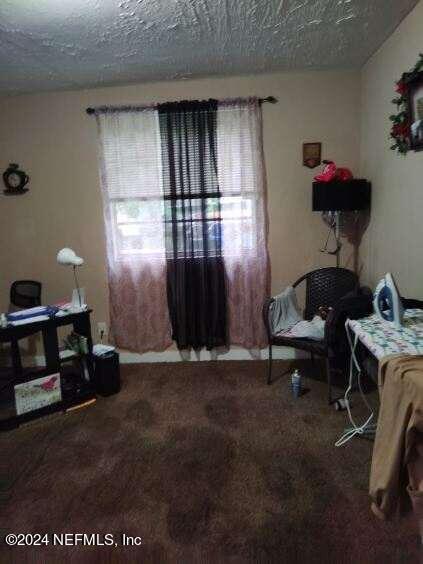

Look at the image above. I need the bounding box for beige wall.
[360,1,423,297]
[0,70,360,347]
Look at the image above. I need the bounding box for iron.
[373,272,404,329]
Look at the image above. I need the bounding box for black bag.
[325,287,373,357]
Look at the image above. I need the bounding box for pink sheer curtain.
[96,109,172,352]
[96,99,269,352]
[217,98,270,349]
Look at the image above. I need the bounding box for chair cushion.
[270,333,327,355]
[274,316,325,341]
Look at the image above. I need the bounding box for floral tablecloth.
[347,309,423,360]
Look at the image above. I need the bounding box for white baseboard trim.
[25,346,306,366]
[118,346,303,363]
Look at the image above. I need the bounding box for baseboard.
[118,346,302,363]
[25,345,303,366]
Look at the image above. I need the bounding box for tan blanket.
[370,354,423,520]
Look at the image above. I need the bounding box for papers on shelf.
[8,306,48,319]
[93,344,115,357]
[7,305,59,326]
[55,303,88,316]
[59,349,78,361]
[10,315,50,326]
[3,304,88,327]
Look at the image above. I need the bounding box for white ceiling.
[0,0,418,95]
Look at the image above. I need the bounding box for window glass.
[112,195,254,258]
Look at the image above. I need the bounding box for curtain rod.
[85,96,277,115]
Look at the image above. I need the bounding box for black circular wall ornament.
[3,163,29,194]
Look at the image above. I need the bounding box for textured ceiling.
[0,0,418,95]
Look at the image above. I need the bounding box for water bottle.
[0,313,7,328]
[291,369,302,398]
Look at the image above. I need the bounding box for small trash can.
[93,351,120,396]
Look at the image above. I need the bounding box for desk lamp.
[57,248,85,309]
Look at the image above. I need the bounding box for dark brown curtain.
[158,100,227,350]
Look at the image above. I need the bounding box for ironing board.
[335,309,423,447]
[347,308,423,360]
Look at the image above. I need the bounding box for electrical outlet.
[97,322,107,340]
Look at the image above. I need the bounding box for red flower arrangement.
[395,81,408,96]
[392,121,409,138]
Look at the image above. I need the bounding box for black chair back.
[10,280,42,309]
[293,267,358,320]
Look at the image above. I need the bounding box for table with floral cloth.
[347,308,423,360]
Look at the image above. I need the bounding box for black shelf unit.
[312,179,371,212]
[0,310,96,430]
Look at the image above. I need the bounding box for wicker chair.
[263,267,358,404]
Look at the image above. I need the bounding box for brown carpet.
[0,360,420,563]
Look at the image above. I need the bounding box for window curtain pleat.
[158,100,227,350]
[96,110,172,352]
[217,98,270,349]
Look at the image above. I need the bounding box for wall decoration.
[390,53,423,155]
[303,142,322,168]
[3,163,30,194]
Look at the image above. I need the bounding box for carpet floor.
[0,360,420,563]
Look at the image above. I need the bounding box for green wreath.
[390,53,423,155]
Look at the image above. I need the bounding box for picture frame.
[303,142,322,169]
[405,70,423,152]
[14,373,61,416]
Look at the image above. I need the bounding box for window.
[111,194,254,259]
[113,199,165,257]
[98,103,262,263]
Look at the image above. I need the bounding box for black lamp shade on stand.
[312,179,371,212]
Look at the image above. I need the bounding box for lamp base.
[71,287,85,310]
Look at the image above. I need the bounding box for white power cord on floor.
[335,320,377,447]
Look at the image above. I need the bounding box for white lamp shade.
[57,247,84,266]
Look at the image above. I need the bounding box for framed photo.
[15,373,61,415]
[303,142,322,169]
[406,71,423,151]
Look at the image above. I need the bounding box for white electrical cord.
[335,319,377,447]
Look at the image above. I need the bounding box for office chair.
[7,281,42,377]
[10,280,42,309]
